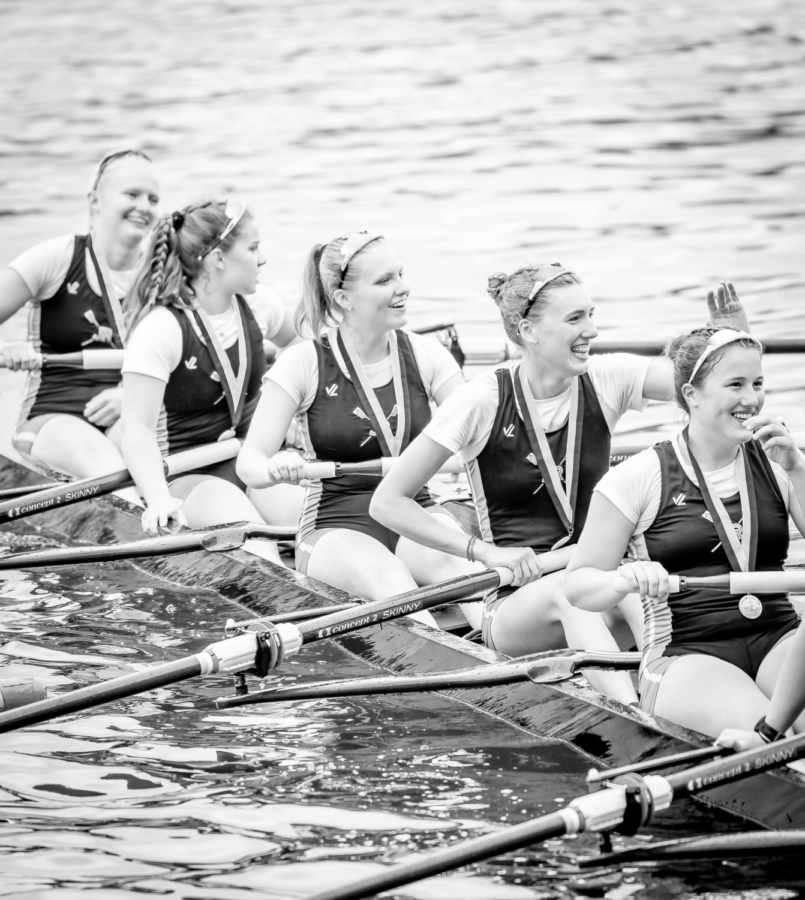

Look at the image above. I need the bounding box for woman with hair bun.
[120,200,299,562]
[565,327,805,737]
[236,232,471,617]
[372,264,747,703]
[0,150,159,481]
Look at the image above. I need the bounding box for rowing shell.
[0,448,804,830]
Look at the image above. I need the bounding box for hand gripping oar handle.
[0,522,294,571]
[301,456,465,479]
[0,350,125,369]
[0,439,241,524]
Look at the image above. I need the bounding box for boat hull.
[1,451,803,830]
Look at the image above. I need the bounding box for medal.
[514,365,583,550]
[739,594,762,619]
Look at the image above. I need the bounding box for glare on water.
[0,0,804,896]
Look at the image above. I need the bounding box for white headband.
[688,329,762,383]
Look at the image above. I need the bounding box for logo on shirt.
[503,424,515,438]
[184,357,198,370]
[210,371,221,382]
[81,309,114,346]
[702,511,713,522]
[672,493,686,506]
[326,384,338,397]
[66,281,80,295]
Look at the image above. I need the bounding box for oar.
[0,521,297,570]
[0,566,513,733]
[0,349,124,369]
[579,830,805,866]
[302,457,464,478]
[585,744,730,788]
[0,438,241,524]
[0,483,61,499]
[666,571,805,594]
[307,730,805,900]
[214,649,641,708]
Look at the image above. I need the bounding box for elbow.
[369,484,393,528]
[563,568,585,609]
[235,446,256,488]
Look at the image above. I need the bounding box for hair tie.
[172,211,185,232]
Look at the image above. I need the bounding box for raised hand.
[706,281,750,333]
[744,414,804,473]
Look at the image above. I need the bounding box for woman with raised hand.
[564,327,805,736]
[371,265,747,703]
[0,150,159,478]
[236,231,472,619]
[120,201,299,563]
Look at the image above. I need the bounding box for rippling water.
[1,0,804,896]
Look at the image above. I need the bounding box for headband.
[688,329,762,383]
[522,263,570,318]
[335,231,383,289]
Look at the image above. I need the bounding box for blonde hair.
[295,235,386,340]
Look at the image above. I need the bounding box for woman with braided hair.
[372,264,749,703]
[120,201,298,562]
[236,232,474,617]
[0,149,159,481]
[565,327,805,737]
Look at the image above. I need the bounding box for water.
[0,0,804,896]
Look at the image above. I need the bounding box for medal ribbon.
[86,231,128,347]
[337,327,409,457]
[188,296,251,432]
[514,365,583,548]
[682,428,758,573]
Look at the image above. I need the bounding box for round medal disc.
[739,594,762,620]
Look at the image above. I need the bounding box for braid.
[147,217,172,307]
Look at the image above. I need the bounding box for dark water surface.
[1,0,804,896]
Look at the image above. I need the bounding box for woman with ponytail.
[237,232,471,616]
[372,265,749,703]
[120,201,298,561]
[0,150,159,481]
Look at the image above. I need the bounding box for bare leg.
[756,632,805,732]
[247,484,305,529]
[395,509,484,629]
[652,654,771,738]
[174,476,283,566]
[30,414,140,504]
[489,573,638,704]
[305,528,437,627]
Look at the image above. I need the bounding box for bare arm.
[0,269,41,370]
[565,492,669,610]
[121,372,186,535]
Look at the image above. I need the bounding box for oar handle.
[301,456,464,480]
[0,350,125,369]
[668,572,805,593]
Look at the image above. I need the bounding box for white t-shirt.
[122,285,287,383]
[596,437,795,539]
[265,330,462,411]
[9,234,136,301]
[423,353,652,464]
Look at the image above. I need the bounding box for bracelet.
[466,535,477,563]
[754,715,784,744]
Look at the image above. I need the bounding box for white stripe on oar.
[301,456,464,479]
[667,571,805,594]
[0,350,125,370]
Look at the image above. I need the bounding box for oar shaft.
[0,483,61,499]
[309,814,571,900]
[0,657,202,733]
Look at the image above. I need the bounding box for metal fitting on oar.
[197,622,303,677]
[565,775,673,835]
[0,677,46,710]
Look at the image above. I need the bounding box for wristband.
[754,715,784,744]
[466,535,477,563]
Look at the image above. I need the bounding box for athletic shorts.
[295,506,462,576]
[481,586,519,651]
[640,621,798,715]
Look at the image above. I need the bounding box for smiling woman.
[370,265,752,702]
[119,200,300,562]
[0,150,159,484]
[236,231,472,616]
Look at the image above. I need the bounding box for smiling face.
[218,217,265,296]
[337,241,409,333]
[519,283,598,378]
[684,345,765,445]
[90,156,160,245]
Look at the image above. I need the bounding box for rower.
[236,231,474,623]
[371,266,750,704]
[120,201,300,564]
[565,327,805,737]
[0,149,158,488]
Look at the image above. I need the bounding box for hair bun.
[171,211,185,231]
[486,272,509,304]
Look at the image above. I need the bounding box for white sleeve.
[245,284,287,341]
[121,307,184,382]
[588,353,652,429]
[407,331,462,400]
[594,448,662,534]
[263,339,318,413]
[422,370,499,461]
[8,235,75,301]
